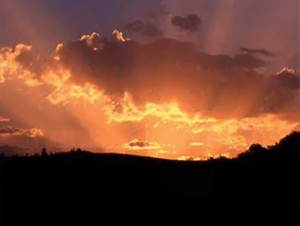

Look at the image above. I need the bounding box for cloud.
[287,53,299,72]
[0,126,44,138]
[190,142,204,147]
[124,20,163,37]
[124,139,161,151]
[111,30,131,42]
[80,32,102,46]
[171,14,202,32]
[273,67,299,89]
[177,155,201,161]
[240,47,275,57]
[0,116,10,122]
[156,149,169,157]
[2,31,298,120]
[0,29,299,158]
[52,33,269,86]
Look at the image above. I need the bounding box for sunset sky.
[1,0,298,61]
[0,0,299,159]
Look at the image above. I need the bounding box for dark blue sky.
[0,0,162,50]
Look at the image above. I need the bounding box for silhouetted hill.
[0,145,27,157]
[0,131,299,225]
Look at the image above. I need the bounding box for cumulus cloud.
[80,32,102,46]
[111,30,131,42]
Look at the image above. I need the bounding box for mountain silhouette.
[0,131,299,225]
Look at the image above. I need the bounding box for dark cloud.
[9,31,300,120]
[125,20,144,34]
[233,53,269,69]
[129,141,150,148]
[196,53,268,72]
[287,52,299,71]
[14,45,56,77]
[171,14,202,32]
[124,20,163,37]
[240,47,275,57]
[273,67,299,89]
[53,33,268,81]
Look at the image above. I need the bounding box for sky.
[0,0,299,159]
[1,0,299,61]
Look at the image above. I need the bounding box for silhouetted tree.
[237,131,300,160]
[76,148,83,152]
[249,144,265,154]
[216,156,228,161]
[275,131,299,160]
[41,148,48,157]
[237,143,265,159]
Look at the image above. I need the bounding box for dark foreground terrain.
[1,131,299,225]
